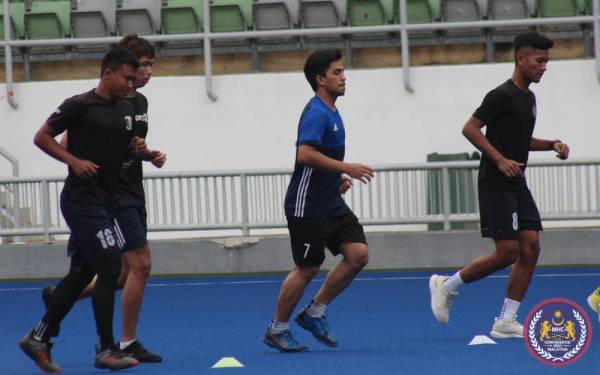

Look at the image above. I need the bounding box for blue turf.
[2,268,600,374]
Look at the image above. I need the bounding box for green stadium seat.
[25,0,71,39]
[537,0,583,34]
[348,0,386,26]
[210,0,253,32]
[537,0,578,16]
[380,0,398,22]
[0,1,26,39]
[162,0,203,34]
[407,0,434,23]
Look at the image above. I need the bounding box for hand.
[345,163,374,184]
[340,174,353,194]
[553,141,569,160]
[71,158,99,178]
[129,136,147,157]
[150,150,166,168]
[496,157,524,178]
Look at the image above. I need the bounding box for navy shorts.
[479,187,543,240]
[287,210,367,267]
[62,201,125,259]
[113,199,148,252]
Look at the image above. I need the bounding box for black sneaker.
[18,331,62,374]
[94,346,139,371]
[42,285,54,308]
[121,340,162,363]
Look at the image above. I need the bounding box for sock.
[306,300,327,318]
[443,272,465,294]
[499,298,520,319]
[270,320,289,333]
[120,339,137,350]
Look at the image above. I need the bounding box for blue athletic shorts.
[113,199,148,252]
[62,201,125,259]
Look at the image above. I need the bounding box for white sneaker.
[490,316,524,339]
[429,274,457,325]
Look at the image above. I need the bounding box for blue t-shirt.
[284,96,348,218]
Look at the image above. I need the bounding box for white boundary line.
[2,272,600,292]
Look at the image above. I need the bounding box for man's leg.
[120,245,151,343]
[490,230,541,339]
[429,239,520,325]
[76,262,129,300]
[117,244,161,362]
[313,242,369,305]
[264,265,319,352]
[275,266,321,323]
[294,242,368,347]
[20,254,95,373]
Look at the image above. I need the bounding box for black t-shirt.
[473,79,537,191]
[115,93,149,203]
[47,89,135,203]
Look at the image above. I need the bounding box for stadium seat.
[488,0,530,35]
[162,0,203,34]
[489,0,528,18]
[25,0,71,39]
[300,0,343,28]
[537,0,582,34]
[404,0,434,23]
[0,1,26,40]
[210,0,253,32]
[117,0,162,35]
[348,0,386,26]
[71,0,116,37]
[441,0,484,37]
[537,0,578,16]
[253,0,293,30]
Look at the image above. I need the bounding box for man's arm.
[530,137,569,159]
[33,123,98,178]
[462,116,524,177]
[297,145,373,183]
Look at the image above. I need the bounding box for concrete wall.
[1,59,599,178]
[2,228,599,279]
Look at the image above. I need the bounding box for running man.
[263,49,374,352]
[19,48,141,373]
[44,34,165,363]
[429,32,570,338]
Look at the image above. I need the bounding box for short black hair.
[304,49,343,92]
[514,32,554,53]
[100,48,140,77]
[117,33,155,59]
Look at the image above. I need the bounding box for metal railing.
[2,0,599,106]
[1,159,599,242]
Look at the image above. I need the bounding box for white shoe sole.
[587,295,598,313]
[429,275,448,325]
[490,330,523,339]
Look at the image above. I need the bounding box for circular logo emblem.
[524,298,592,366]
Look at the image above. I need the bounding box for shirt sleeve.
[297,109,327,147]
[473,88,508,126]
[46,97,81,134]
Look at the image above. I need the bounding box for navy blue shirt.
[284,96,348,218]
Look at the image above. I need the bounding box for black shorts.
[287,211,367,267]
[113,199,148,252]
[479,187,543,240]
[62,201,125,259]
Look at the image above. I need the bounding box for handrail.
[0,144,18,177]
[0,0,598,106]
[3,0,17,108]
